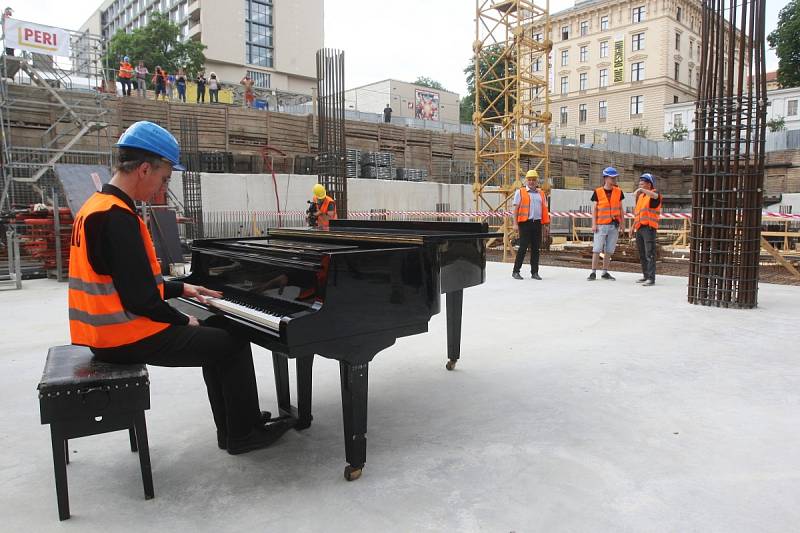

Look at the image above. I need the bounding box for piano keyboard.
[205,297,282,331]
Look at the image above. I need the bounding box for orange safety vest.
[594,186,623,225]
[516,187,551,224]
[68,193,169,348]
[314,195,338,229]
[118,61,133,79]
[634,190,662,230]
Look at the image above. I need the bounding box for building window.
[580,133,586,143]
[560,106,568,125]
[561,25,569,40]
[599,68,608,87]
[674,62,680,81]
[599,100,607,121]
[580,45,588,62]
[632,61,644,81]
[579,72,587,90]
[579,103,587,123]
[600,15,609,30]
[689,39,694,58]
[691,15,695,30]
[632,6,645,23]
[688,67,693,87]
[533,58,541,72]
[632,32,645,51]
[534,32,542,42]
[674,95,679,103]
[677,6,682,21]
[630,95,644,116]
[247,70,271,88]
[561,76,569,94]
[788,100,798,116]
[561,49,569,66]
[600,40,609,58]
[246,0,274,67]
[580,20,588,36]
[675,32,681,51]
[673,113,683,127]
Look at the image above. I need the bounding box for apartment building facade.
[80,0,322,95]
[530,0,702,141]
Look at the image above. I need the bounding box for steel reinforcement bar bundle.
[688,0,768,309]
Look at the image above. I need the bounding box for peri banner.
[4,19,71,57]
[613,37,625,83]
[415,89,440,121]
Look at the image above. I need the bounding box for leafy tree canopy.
[413,76,447,91]
[767,0,800,88]
[105,13,206,77]
[463,44,515,127]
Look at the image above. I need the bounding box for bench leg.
[50,426,70,520]
[129,426,138,452]
[133,412,154,500]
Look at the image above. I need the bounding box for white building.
[344,79,461,125]
[663,85,800,140]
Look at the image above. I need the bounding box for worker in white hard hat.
[511,169,551,280]
[309,183,338,230]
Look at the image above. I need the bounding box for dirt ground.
[490,249,800,287]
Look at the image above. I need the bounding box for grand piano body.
[175,220,498,480]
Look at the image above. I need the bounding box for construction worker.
[118,56,133,96]
[68,120,292,454]
[630,172,662,286]
[310,183,337,230]
[588,166,625,281]
[511,169,550,280]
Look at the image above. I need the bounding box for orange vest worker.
[594,186,623,225]
[516,187,551,224]
[634,190,662,230]
[118,61,133,79]
[68,193,169,348]
[315,195,338,230]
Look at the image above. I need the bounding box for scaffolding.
[473,0,551,260]
[0,25,112,212]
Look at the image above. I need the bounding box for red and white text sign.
[4,19,70,57]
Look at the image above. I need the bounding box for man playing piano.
[68,121,292,455]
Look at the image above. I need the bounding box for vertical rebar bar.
[179,116,203,240]
[315,48,347,218]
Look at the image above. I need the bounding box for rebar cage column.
[315,48,347,217]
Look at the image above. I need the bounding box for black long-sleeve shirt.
[83,185,188,326]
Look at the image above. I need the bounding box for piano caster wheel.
[446,359,457,371]
[344,465,362,481]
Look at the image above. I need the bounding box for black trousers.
[513,219,542,274]
[92,315,262,439]
[119,78,132,96]
[636,225,657,280]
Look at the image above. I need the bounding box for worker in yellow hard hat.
[511,169,551,280]
[308,183,337,229]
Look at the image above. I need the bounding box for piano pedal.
[344,465,362,481]
[445,359,458,371]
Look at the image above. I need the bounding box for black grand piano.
[175,219,498,480]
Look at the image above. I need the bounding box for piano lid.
[269,220,502,245]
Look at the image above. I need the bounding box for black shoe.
[227,419,294,455]
[512,272,523,280]
[531,273,542,280]
[601,272,616,281]
[587,272,596,281]
[636,277,647,283]
[217,411,273,449]
[643,279,655,286]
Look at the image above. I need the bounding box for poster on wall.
[415,89,440,121]
[613,37,625,84]
[4,18,71,57]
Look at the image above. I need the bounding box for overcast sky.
[11,0,787,97]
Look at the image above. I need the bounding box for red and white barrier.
[229,210,800,220]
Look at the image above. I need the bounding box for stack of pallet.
[346,149,361,178]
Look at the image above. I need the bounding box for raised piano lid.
[268,220,502,245]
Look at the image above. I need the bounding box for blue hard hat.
[602,166,619,177]
[640,172,655,186]
[115,121,186,171]
[123,56,130,62]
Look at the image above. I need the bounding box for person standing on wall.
[134,60,149,98]
[208,72,219,103]
[68,120,293,454]
[175,68,187,103]
[310,184,337,230]
[196,71,207,103]
[118,56,133,97]
[511,169,550,280]
[630,172,662,286]
[383,103,393,123]
[241,74,255,108]
[588,166,625,281]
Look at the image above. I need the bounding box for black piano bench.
[37,345,154,521]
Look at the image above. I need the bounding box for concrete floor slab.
[1,263,798,532]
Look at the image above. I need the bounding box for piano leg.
[271,352,314,430]
[340,361,368,481]
[445,289,463,370]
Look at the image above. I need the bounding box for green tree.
[413,76,447,91]
[663,124,689,141]
[767,116,786,132]
[105,13,206,77]
[463,44,516,128]
[767,0,800,88]
[459,93,474,124]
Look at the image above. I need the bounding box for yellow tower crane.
[473,0,552,261]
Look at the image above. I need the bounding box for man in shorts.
[588,166,625,281]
